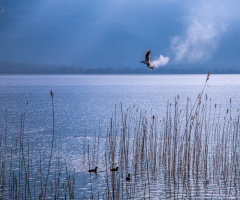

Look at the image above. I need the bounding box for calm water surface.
[1,74,239,136]
[1,74,240,199]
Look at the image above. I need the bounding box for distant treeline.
[0,61,239,74]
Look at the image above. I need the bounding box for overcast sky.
[1,0,240,70]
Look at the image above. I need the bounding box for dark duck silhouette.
[88,167,98,173]
[140,49,153,70]
[126,173,131,181]
[110,166,119,172]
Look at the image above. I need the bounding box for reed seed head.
[206,72,211,82]
[50,90,54,97]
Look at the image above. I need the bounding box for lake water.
[1,74,240,199]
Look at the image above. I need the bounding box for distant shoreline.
[0,61,240,74]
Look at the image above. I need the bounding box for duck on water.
[88,167,98,173]
[110,166,119,172]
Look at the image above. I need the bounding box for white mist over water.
[170,1,230,63]
[148,1,240,68]
[152,54,169,68]
[171,18,226,62]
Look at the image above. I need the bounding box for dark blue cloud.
[0,0,240,70]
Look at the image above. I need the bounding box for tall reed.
[0,90,75,199]
[2,73,240,199]
[86,73,240,199]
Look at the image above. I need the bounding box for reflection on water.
[1,75,240,199]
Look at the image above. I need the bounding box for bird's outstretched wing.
[145,50,151,62]
[147,63,153,70]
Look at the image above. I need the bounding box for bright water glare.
[1,74,240,199]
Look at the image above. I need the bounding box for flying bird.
[140,49,153,70]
